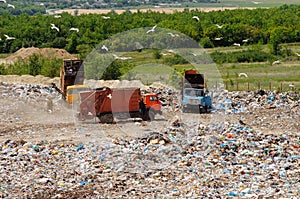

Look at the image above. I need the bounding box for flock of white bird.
[0,0,15,9]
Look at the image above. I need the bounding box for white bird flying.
[242,39,249,43]
[70,27,79,32]
[101,45,108,52]
[272,60,281,65]
[112,54,132,61]
[252,1,262,4]
[295,52,300,57]
[167,32,179,37]
[7,4,15,9]
[233,43,241,47]
[146,25,157,34]
[54,15,61,18]
[4,34,15,40]
[288,84,295,88]
[215,37,223,41]
[0,0,7,3]
[238,73,248,78]
[192,16,199,21]
[215,24,223,29]
[102,16,110,19]
[50,23,59,32]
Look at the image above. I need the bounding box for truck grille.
[188,98,200,105]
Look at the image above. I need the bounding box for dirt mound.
[0,47,76,65]
[0,75,60,86]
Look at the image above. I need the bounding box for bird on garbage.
[239,120,246,126]
[146,25,157,34]
[50,23,59,32]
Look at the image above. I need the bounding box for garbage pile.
[1,119,299,198]
[214,90,300,115]
[0,82,59,101]
[0,81,299,197]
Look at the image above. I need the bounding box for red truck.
[78,87,162,123]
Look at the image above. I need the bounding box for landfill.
[0,80,299,198]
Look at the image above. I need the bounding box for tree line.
[0,4,299,57]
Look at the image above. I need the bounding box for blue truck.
[182,70,212,113]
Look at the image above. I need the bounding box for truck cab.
[141,93,162,112]
[182,70,212,113]
[66,85,89,104]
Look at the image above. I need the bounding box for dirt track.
[54,7,255,15]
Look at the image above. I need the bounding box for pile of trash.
[214,90,300,115]
[1,118,299,198]
[0,81,299,197]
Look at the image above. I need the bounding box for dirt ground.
[0,75,299,145]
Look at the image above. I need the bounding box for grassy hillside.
[107,44,300,91]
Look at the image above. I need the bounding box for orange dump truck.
[78,87,162,123]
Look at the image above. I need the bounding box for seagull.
[54,15,61,18]
[252,1,262,4]
[4,34,15,40]
[102,16,110,19]
[70,27,79,32]
[215,24,223,29]
[242,39,249,43]
[112,54,132,60]
[101,45,108,52]
[272,60,281,65]
[7,4,15,9]
[214,37,223,41]
[233,43,240,47]
[50,23,59,32]
[288,84,295,88]
[0,0,7,3]
[238,73,248,78]
[167,32,179,37]
[146,25,157,34]
[192,16,199,21]
[295,52,300,57]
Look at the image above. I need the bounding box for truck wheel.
[99,114,114,123]
[148,109,155,121]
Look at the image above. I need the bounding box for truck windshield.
[184,89,204,96]
[149,96,158,101]
[68,88,89,94]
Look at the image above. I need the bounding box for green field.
[110,44,300,91]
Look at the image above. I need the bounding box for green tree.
[101,61,122,80]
